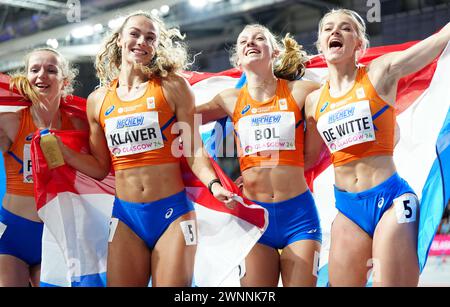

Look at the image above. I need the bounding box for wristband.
[207,179,221,194]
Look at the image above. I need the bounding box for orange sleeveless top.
[98,79,180,171]
[314,66,395,167]
[232,79,305,172]
[4,107,74,196]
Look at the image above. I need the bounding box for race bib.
[317,100,375,153]
[180,220,197,246]
[394,193,418,224]
[0,222,6,239]
[104,112,164,157]
[237,112,296,156]
[23,144,33,183]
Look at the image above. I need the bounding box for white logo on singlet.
[147,97,156,109]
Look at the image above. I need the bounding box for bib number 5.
[394,193,418,224]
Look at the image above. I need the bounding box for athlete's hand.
[234,175,244,191]
[211,183,237,209]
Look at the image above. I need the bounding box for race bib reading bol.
[317,100,375,153]
[104,112,164,157]
[237,112,296,156]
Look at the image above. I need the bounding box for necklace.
[118,82,147,90]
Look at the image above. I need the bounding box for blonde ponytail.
[9,75,39,105]
[274,33,309,81]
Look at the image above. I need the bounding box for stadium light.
[189,0,207,9]
[151,8,159,16]
[108,17,125,30]
[71,25,94,39]
[93,23,104,33]
[160,5,170,16]
[46,38,58,49]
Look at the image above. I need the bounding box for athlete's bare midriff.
[2,194,41,222]
[114,162,185,203]
[242,165,308,203]
[334,155,397,193]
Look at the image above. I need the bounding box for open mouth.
[35,83,50,89]
[245,49,260,56]
[329,40,343,51]
[132,48,148,56]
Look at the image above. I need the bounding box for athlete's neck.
[118,62,149,91]
[31,99,61,129]
[327,60,359,97]
[245,70,277,101]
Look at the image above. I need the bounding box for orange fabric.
[98,79,180,171]
[4,107,74,196]
[314,66,395,167]
[232,79,304,172]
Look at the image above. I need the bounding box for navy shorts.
[0,206,44,266]
[111,190,195,249]
[252,189,322,249]
[334,172,418,237]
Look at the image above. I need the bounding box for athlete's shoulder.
[87,86,109,105]
[289,79,321,100]
[304,87,324,118]
[220,87,240,100]
[289,79,320,90]
[161,73,191,89]
[307,86,323,104]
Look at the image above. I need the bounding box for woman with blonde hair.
[0,47,86,286]
[58,11,235,286]
[305,8,450,286]
[196,24,322,286]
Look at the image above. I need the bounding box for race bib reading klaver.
[104,111,164,157]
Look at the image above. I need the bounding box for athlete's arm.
[289,79,321,110]
[59,87,112,180]
[303,89,327,171]
[163,75,234,204]
[394,121,400,147]
[0,112,20,152]
[370,22,450,89]
[69,115,90,131]
[195,88,238,124]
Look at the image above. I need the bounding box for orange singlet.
[232,79,305,171]
[98,79,180,171]
[4,107,74,196]
[314,66,395,167]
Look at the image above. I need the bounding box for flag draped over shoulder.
[193,42,450,286]
[0,71,267,287]
[307,42,450,286]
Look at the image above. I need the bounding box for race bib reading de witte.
[317,100,375,153]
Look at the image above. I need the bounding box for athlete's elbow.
[81,162,111,181]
